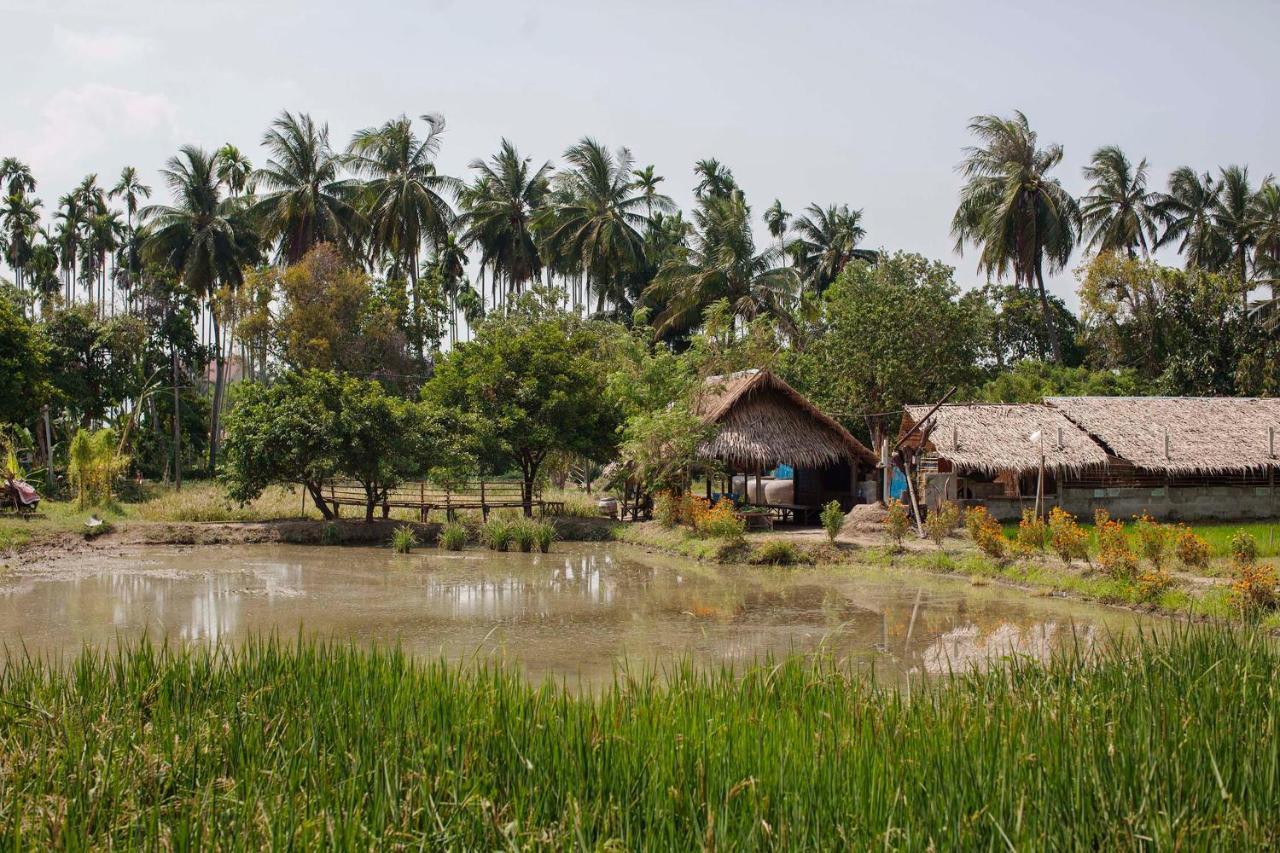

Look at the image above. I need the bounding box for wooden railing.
[322,479,563,521]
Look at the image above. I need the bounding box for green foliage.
[320,522,341,546]
[390,524,417,554]
[1133,514,1171,569]
[0,286,49,427]
[223,370,473,521]
[884,499,911,550]
[1,629,1276,848]
[1013,509,1048,554]
[512,518,537,552]
[978,360,1144,403]
[481,517,514,551]
[438,521,467,551]
[613,402,715,497]
[1230,530,1260,565]
[782,253,987,439]
[65,427,127,507]
[532,520,556,553]
[423,309,620,512]
[819,500,844,544]
[748,539,803,566]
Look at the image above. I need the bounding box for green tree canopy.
[423,302,621,514]
[781,252,987,444]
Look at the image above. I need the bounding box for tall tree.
[110,166,152,230]
[252,111,356,264]
[764,199,790,256]
[2,191,40,298]
[347,113,459,326]
[630,164,667,217]
[692,158,736,200]
[1080,145,1159,256]
[646,191,798,336]
[1213,165,1258,313]
[0,157,36,197]
[142,145,259,475]
[213,145,254,198]
[458,138,549,298]
[535,138,652,314]
[1154,167,1226,270]
[1249,181,1280,325]
[789,203,876,295]
[952,111,1079,362]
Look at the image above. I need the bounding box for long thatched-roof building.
[901,397,1280,521]
[696,370,877,516]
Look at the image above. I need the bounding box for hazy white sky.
[3,0,1278,303]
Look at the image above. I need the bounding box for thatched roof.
[903,404,1109,475]
[694,369,876,470]
[1047,396,1280,475]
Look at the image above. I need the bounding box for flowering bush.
[1048,507,1089,564]
[1230,562,1278,613]
[1014,509,1048,555]
[1173,526,1211,570]
[884,499,910,550]
[1230,531,1260,565]
[695,498,745,541]
[1097,518,1138,579]
[964,506,991,541]
[1132,514,1170,569]
[964,505,1007,560]
[1136,569,1174,602]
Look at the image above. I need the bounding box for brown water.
[0,543,1137,682]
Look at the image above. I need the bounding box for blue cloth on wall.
[889,469,908,500]
[772,464,794,480]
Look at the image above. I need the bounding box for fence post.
[480,480,487,520]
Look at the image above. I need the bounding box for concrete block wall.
[1060,486,1279,522]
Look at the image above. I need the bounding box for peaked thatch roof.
[903,404,1110,475]
[1047,396,1280,475]
[694,370,876,470]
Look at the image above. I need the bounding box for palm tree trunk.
[208,312,225,477]
[172,345,182,491]
[1034,259,1064,364]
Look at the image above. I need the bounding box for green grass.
[0,628,1277,847]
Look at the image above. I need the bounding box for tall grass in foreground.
[0,628,1277,848]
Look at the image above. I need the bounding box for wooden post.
[881,438,891,506]
[754,469,762,506]
[480,479,488,520]
[901,451,926,538]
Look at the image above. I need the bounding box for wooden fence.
[322,480,563,521]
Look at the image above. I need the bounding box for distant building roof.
[902,403,1108,475]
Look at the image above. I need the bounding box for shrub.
[963,505,1006,560]
[682,494,712,528]
[884,499,911,550]
[390,524,417,554]
[1173,526,1211,570]
[1097,518,1138,580]
[696,499,745,541]
[937,501,963,534]
[654,491,680,528]
[512,519,537,553]
[924,510,951,551]
[321,522,341,546]
[482,517,514,551]
[1230,562,1278,614]
[749,539,802,566]
[1014,509,1048,555]
[964,506,990,541]
[1093,508,1111,529]
[532,520,556,553]
[819,500,844,544]
[1230,531,1260,566]
[438,521,467,551]
[1132,514,1170,569]
[1048,507,1089,565]
[1136,569,1174,602]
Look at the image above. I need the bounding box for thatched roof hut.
[1047,396,1280,475]
[902,404,1109,475]
[694,370,876,470]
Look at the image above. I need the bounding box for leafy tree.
[0,285,49,430]
[952,111,1079,362]
[1080,146,1159,256]
[423,304,621,515]
[978,360,1143,403]
[613,402,714,497]
[781,252,986,446]
[975,283,1083,368]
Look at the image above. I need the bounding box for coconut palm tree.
[458,138,550,299]
[252,110,357,264]
[693,158,737,200]
[1213,165,1259,313]
[347,114,459,322]
[142,145,260,475]
[789,203,876,295]
[214,145,254,198]
[764,200,790,256]
[645,191,798,336]
[2,191,39,299]
[535,138,652,314]
[1080,145,1160,256]
[1250,181,1280,292]
[951,111,1079,363]
[1154,167,1227,270]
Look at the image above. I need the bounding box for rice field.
[0,627,1276,848]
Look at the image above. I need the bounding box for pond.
[1,543,1139,683]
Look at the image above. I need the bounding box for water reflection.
[0,544,1132,682]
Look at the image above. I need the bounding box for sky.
[3,0,1279,304]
